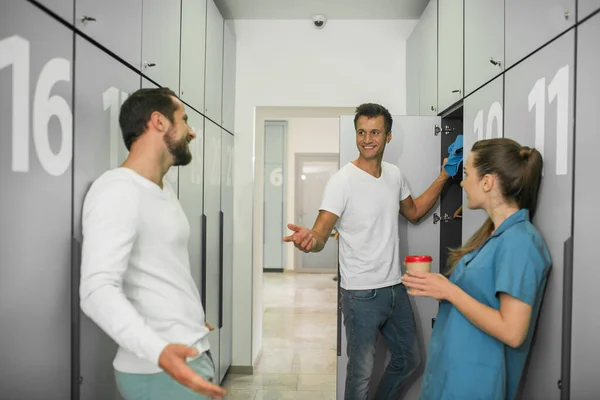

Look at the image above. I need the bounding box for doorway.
[294,153,339,274]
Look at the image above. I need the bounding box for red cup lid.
[405,255,432,263]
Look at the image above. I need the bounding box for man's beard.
[164,129,192,166]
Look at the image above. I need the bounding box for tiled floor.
[222,272,338,399]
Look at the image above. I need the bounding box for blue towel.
[444,135,463,178]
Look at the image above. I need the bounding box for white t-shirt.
[79,167,210,374]
[319,161,412,290]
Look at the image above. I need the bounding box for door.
[336,115,441,400]
[73,34,141,400]
[222,20,236,131]
[504,29,575,400]
[141,0,181,90]
[464,0,505,95]
[570,12,600,398]
[295,154,339,274]
[37,0,74,23]
[505,0,575,69]
[180,0,207,112]
[0,2,73,398]
[219,130,234,382]
[438,0,464,112]
[419,0,438,116]
[462,75,504,243]
[263,121,287,271]
[75,0,143,70]
[204,0,223,122]
[203,118,222,377]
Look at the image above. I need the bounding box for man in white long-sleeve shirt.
[80,87,227,400]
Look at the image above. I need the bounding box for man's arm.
[400,163,449,224]
[284,210,339,253]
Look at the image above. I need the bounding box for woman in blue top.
[402,138,552,400]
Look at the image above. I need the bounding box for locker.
[0,1,74,399]
[462,75,504,243]
[437,0,463,112]
[178,111,205,294]
[222,20,237,132]
[336,115,442,400]
[570,13,600,399]
[219,130,235,382]
[464,0,504,95]
[141,0,181,92]
[73,33,141,400]
[504,30,575,400]
[36,0,73,23]
[418,0,438,116]
[406,24,420,116]
[180,0,207,113]
[204,0,224,123]
[75,0,143,70]
[578,0,600,20]
[505,0,575,68]
[203,119,223,380]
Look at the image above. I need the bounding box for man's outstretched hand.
[158,344,227,399]
[283,223,316,253]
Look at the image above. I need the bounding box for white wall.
[232,19,417,367]
[285,117,340,270]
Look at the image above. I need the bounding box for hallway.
[223,272,338,399]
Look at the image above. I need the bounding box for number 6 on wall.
[1,35,73,177]
[528,65,569,176]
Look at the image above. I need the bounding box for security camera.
[312,14,327,29]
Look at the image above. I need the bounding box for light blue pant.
[115,351,216,400]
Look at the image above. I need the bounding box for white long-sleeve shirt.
[79,167,210,374]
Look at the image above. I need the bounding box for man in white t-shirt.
[80,88,227,400]
[284,103,449,399]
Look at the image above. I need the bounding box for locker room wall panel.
[505,0,575,68]
[418,0,438,116]
[180,0,207,113]
[504,30,575,400]
[437,0,464,112]
[73,34,141,400]
[578,0,600,20]
[570,12,600,399]
[36,0,73,23]
[75,0,143,70]
[0,1,74,399]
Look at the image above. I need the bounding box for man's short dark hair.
[353,103,393,134]
[119,87,179,150]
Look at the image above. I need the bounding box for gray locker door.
[204,0,224,123]
[578,0,600,20]
[75,0,143,70]
[504,30,575,400]
[36,0,73,23]
[464,0,504,96]
[73,35,141,400]
[505,0,575,69]
[406,24,421,116]
[219,130,234,382]
[336,115,441,400]
[438,0,463,112]
[178,110,205,296]
[418,0,438,116]
[141,0,181,91]
[222,20,237,132]
[204,118,222,376]
[180,0,207,112]
[462,75,504,244]
[570,13,600,399]
[0,2,73,399]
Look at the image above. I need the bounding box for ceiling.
[214,0,430,20]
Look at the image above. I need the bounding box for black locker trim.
[70,238,81,400]
[219,210,224,329]
[201,214,207,310]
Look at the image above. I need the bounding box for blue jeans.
[115,351,216,400]
[342,283,421,400]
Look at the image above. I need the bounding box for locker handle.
[560,236,574,397]
[219,211,224,329]
[71,237,82,397]
[201,214,207,310]
[80,15,96,25]
[336,260,342,356]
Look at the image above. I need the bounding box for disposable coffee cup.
[404,255,432,273]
